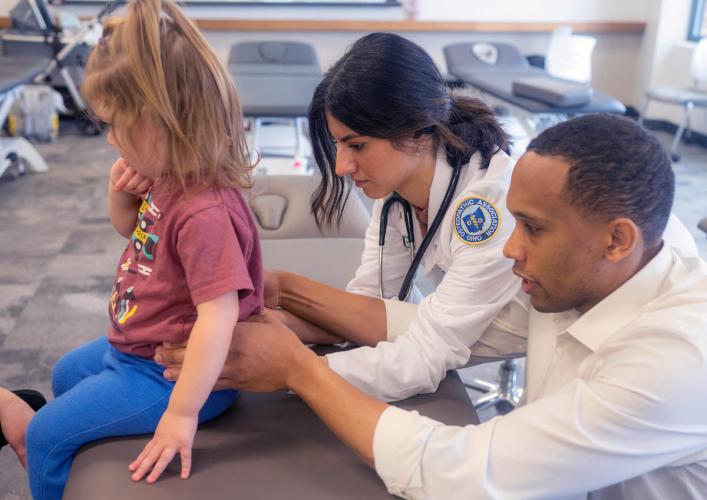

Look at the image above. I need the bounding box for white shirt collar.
[564,243,674,352]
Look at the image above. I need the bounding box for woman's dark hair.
[309,32,510,228]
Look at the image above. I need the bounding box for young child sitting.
[25,0,263,498]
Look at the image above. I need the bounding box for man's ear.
[605,217,641,263]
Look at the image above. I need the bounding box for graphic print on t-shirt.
[110,276,138,325]
[109,191,163,332]
[131,193,162,262]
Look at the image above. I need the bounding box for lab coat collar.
[562,244,673,352]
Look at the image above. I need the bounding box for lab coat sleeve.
[373,330,707,499]
[346,198,412,299]
[383,299,418,342]
[327,180,525,401]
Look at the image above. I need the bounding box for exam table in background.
[444,41,626,139]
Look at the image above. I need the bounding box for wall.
[0,0,650,108]
[415,0,648,22]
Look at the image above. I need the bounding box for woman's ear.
[604,217,641,263]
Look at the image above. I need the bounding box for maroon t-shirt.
[107,179,263,358]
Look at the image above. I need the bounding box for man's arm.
[188,315,707,499]
[372,331,707,499]
[220,314,387,464]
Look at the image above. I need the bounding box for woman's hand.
[128,409,198,483]
[155,314,320,392]
[263,270,282,309]
[110,158,153,196]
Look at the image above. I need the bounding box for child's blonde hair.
[83,0,253,190]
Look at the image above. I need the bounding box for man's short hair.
[527,114,674,245]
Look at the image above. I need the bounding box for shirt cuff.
[373,406,442,497]
[383,299,419,341]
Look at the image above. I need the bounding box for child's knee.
[26,409,55,470]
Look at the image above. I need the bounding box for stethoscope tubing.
[378,158,464,301]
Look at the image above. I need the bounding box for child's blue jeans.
[26,336,238,500]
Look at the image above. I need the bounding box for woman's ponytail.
[437,94,510,170]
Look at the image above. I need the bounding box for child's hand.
[110,158,153,196]
[128,409,197,483]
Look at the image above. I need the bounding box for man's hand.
[128,409,197,483]
[155,314,319,392]
[110,158,153,196]
[0,389,36,467]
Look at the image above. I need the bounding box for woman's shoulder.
[454,150,514,202]
[467,148,515,176]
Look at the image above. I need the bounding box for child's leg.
[27,347,237,500]
[52,336,111,398]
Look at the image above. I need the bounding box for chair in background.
[639,38,707,162]
[248,175,370,289]
[228,41,322,174]
[545,31,597,83]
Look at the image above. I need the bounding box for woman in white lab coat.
[161,32,524,402]
[249,32,524,402]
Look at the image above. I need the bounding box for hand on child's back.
[110,157,153,196]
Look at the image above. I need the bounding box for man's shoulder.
[617,250,707,352]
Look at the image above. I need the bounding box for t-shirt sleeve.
[176,205,254,306]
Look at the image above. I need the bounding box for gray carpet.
[0,127,705,499]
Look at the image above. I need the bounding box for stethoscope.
[379,158,464,301]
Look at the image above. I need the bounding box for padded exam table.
[229,41,322,162]
[64,366,478,499]
[444,42,626,138]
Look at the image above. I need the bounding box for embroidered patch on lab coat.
[453,196,500,245]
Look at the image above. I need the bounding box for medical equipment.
[0,55,51,179]
[1,0,118,134]
[512,76,593,108]
[378,158,463,301]
[228,41,322,173]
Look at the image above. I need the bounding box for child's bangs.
[84,68,149,147]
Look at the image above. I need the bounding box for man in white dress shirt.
[157,114,707,499]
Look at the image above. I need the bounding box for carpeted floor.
[0,124,705,499]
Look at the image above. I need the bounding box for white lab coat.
[326,147,523,402]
